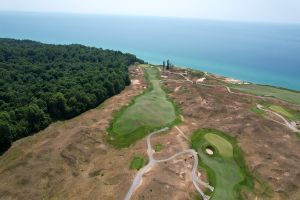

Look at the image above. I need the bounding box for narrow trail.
[194,74,300,133]
[124,127,213,200]
[257,104,300,132]
[172,70,299,133]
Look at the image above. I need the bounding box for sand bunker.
[224,77,249,85]
[131,79,140,85]
[225,78,242,84]
[196,77,206,83]
[206,148,214,155]
[175,86,181,92]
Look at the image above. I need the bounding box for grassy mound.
[129,156,144,170]
[108,66,180,147]
[191,129,254,200]
[154,144,164,152]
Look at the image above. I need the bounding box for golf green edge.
[191,128,270,200]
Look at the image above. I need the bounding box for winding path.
[167,71,299,134]
[124,127,213,200]
[256,104,300,132]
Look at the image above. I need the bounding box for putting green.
[191,129,253,200]
[204,133,233,158]
[108,65,178,147]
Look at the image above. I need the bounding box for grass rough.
[154,144,164,152]
[129,156,144,170]
[250,107,265,117]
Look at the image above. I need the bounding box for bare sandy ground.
[131,79,140,85]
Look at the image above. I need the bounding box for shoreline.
[171,65,300,93]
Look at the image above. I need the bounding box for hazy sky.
[1,0,300,23]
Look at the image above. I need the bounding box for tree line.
[0,38,143,154]
[162,59,174,70]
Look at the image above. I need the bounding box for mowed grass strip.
[230,84,300,105]
[191,129,254,200]
[108,66,178,147]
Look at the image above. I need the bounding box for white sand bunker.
[174,86,181,92]
[196,77,206,83]
[225,77,241,84]
[131,79,140,85]
[206,148,214,155]
[224,77,249,85]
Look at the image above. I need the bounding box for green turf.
[268,105,300,121]
[191,129,254,200]
[108,65,180,147]
[154,144,164,152]
[204,133,233,158]
[129,156,144,170]
[229,84,300,105]
[269,105,293,118]
[250,107,265,116]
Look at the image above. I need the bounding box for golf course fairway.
[268,105,300,121]
[191,129,253,200]
[108,65,179,147]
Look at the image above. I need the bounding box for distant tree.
[163,61,166,71]
[166,59,170,70]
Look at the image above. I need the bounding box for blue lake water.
[1,12,300,91]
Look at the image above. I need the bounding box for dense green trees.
[0,38,143,154]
